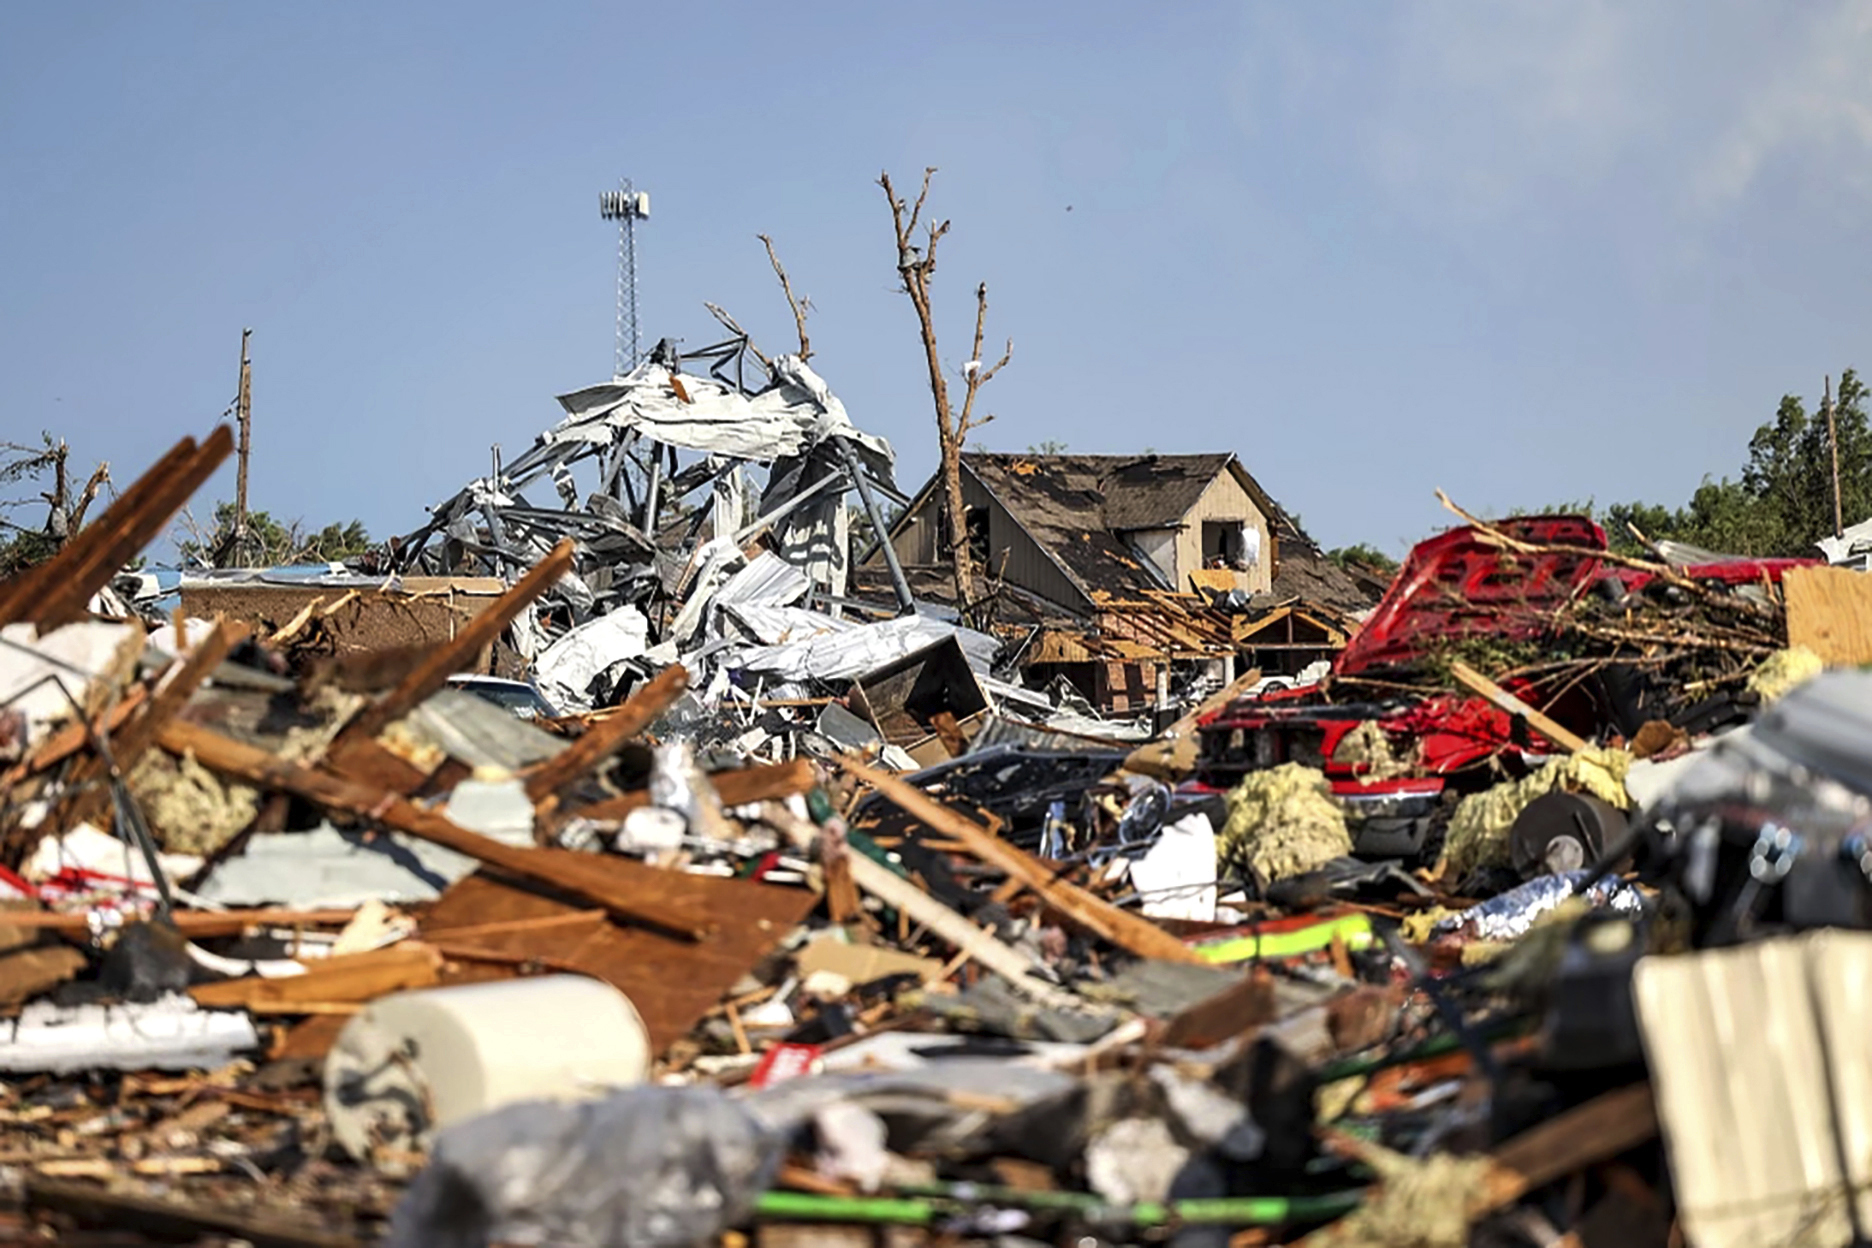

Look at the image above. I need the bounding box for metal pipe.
[838,440,914,616]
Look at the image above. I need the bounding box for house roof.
[964,452,1260,532]
[871,450,1382,617]
[961,453,1277,598]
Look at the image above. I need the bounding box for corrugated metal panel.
[713,551,811,608]
[1634,930,1872,1248]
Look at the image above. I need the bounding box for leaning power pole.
[599,178,651,377]
[233,327,253,561]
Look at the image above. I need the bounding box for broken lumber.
[160,719,712,942]
[0,908,359,937]
[25,1176,360,1248]
[1481,1083,1658,1208]
[835,756,1206,965]
[757,802,1085,1010]
[524,663,689,802]
[1449,661,1590,754]
[189,944,443,1011]
[324,537,575,767]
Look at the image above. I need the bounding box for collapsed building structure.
[13,311,1872,1245]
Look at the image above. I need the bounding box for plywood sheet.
[1784,565,1872,667]
[421,852,816,1053]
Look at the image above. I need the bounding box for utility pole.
[1827,374,1844,541]
[233,328,254,562]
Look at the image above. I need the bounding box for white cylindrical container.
[324,974,650,1162]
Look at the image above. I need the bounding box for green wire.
[754,1191,936,1224]
[753,1184,1366,1227]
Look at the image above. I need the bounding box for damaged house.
[863,453,1377,713]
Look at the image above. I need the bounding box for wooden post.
[1827,374,1844,541]
[233,328,253,564]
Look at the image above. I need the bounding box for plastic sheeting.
[388,1086,781,1248]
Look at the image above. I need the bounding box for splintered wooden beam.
[1449,661,1590,754]
[323,538,575,767]
[834,755,1206,965]
[0,436,200,627]
[36,428,235,630]
[160,718,712,942]
[1299,1084,1657,1245]
[523,664,690,802]
[757,801,1084,1009]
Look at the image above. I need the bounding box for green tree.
[176,502,373,567]
[1327,543,1399,575]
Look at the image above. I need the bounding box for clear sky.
[5,2,1872,558]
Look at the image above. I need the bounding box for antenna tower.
[599,177,651,377]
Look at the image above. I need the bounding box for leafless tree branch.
[757,234,812,361]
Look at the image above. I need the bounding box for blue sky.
[5,3,1872,558]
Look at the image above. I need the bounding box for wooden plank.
[26,1176,361,1248]
[1784,565,1872,667]
[35,427,234,630]
[188,944,442,1010]
[1449,660,1590,754]
[160,719,713,941]
[1483,1083,1658,1207]
[0,436,199,627]
[0,907,357,937]
[421,848,818,1054]
[836,756,1206,965]
[523,664,689,802]
[0,685,146,786]
[758,800,1089,1009]
[324,538,575,766]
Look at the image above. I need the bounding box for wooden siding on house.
[1172,471,1273,595]
[881,471,1093,614]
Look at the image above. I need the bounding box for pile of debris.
[10,366,1872,1246]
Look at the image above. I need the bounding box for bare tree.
[879,168,1011,619]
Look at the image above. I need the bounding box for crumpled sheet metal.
[533,606,649,712]
[548,355,895,486]
[726,610,1002,684]
[1432,870,1646,942]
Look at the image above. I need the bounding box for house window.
[1202,520,1259,571]
[937,504,992,564]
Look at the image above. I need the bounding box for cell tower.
[599,177,651,377]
